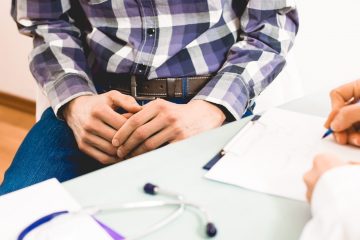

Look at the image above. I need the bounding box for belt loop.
[131,75,138,98]
[166,78,176,98]
[181,77,188,98]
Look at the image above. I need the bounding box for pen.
[322,128,333,139]
[322,99,360,139]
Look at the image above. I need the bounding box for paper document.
[205,108,360,201]
[0,179,115,240]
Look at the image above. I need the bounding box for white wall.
[0,1,36,100]
[293,0,360,93]
[255,0,360,112]
[0,0,360,104]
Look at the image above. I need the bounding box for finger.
[324,109,339,128]
[303,168,317,202]
[79,142,119,165]
[306,188,312,203]
[348,131,360,147]
[107,90,142,113]
[303,171,315,202]
[330,104,360,131]
[333,132,348,145]
[127,127,175,158]
[303,172,312,202]
[94,105,128,130]
[330,80,360,109]
[83,133,117,156]
[122,113,133,119]
[117,118,166,158]
[86,119,117,142]
[112,104,159,147]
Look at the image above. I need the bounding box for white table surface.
[63,92,331,240]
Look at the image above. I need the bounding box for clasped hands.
[63,90,225,165]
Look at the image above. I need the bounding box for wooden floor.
[0,105,35,183]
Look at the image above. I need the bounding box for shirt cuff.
[43,74,97,118]
[192,73,250,121]
[311,165,360,218]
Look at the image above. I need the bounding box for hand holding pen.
[323,80,360,147]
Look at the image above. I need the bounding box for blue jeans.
[0,108,105,195]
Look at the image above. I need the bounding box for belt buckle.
[131,75,156,101]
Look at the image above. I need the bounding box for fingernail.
[113,139,120,147]
[330,115,344,131]
[330,121,340,131]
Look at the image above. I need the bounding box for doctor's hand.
[63,90,142,164]
[111,99,226,160]
[324,80,360,147]
[303,154,346,202]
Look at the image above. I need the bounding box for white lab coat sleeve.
[299,165,360,240]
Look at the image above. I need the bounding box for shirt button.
[147,28,155,36]
[138,64,146,74]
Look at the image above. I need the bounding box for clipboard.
[203,114,262,170]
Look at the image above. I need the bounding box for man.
[301,79,360,240]
[0,0,298,194]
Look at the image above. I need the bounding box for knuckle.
[329,89,337,98]
[329,89,342,101]
[108,90,118,98]
[173,125,187,139]
[154,98,167,110]
[109,147,118,156]
[91,105,104,117]
[78,131,88,141]
[165,113,177,123]
[83,122,92,131]
[124,95,135,102]
[133,129,147,140]
[81,133,91,143]
[82,120,94,131]
[143,140,155,151]
[177,132,188,139]
[77,140,86,151]
[129,117,141,127]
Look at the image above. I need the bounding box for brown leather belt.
[99,73,212,100]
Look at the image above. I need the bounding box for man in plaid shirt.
[0,0,298,193]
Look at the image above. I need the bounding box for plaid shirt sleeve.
[11,0,97,116]
[193,0,299,120]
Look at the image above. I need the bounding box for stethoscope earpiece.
[143,183,158,195]
[206,222,217,237]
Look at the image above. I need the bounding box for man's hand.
[324,80,360,146]
[112,99,226,159]
[63,90,142,164]
[303,154,346,202]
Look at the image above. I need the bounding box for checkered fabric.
[12,0,299,119]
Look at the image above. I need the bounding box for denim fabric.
[0,108,104,195]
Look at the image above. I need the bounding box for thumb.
[107,90,142,113]
[331,104,360,131]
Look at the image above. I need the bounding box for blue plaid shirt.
[12,0,299,119]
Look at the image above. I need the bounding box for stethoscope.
[18,183,217,240]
